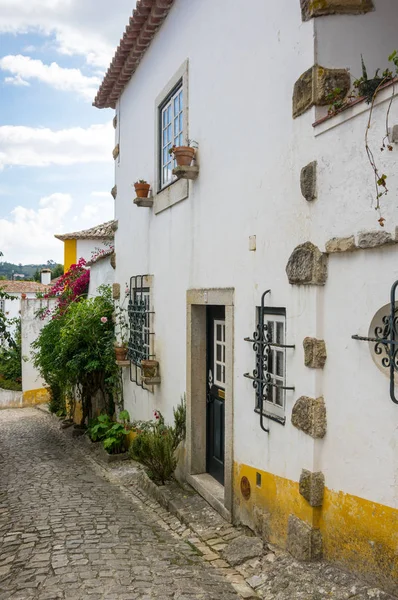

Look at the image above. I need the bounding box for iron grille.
[352,279,398,405]
[127,275,154,387]
[244,290,295,432]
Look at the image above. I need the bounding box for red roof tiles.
[93,0,175,109]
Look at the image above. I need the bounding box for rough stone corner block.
[300,0,374,21]
[303,337,327,369]
[113,115,117,129]
[110,253,116,270]
[299,469,325,507]
[325,236,356,253]
[111,185,117,200]
[112,283,120,299]
[357,230,394,249]
[287,515,323,561]
[291,396,326,438]
[293,65,350,118]
[300,161,317,202]
[112,144,120,160]
[286,242,328,286]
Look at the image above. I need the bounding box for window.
[258,308,287,419]
[214,320,226,387]
[127,275,155,388]
[159,83,183,189]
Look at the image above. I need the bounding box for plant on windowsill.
[170,139,199,180]
[134,179,151,198]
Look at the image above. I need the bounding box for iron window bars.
[127,275,155,387]
[244,290,295,432]
[352,279,398,405]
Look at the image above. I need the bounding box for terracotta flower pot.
[115,346,128,361]
[141,359,159,379]
[134,183,150,198]
[172,146,195,167]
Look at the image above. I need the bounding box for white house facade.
[94,0,398,592]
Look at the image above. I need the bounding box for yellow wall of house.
[22,388,50,406]
[64,239,77,273]
[234,462,398,587]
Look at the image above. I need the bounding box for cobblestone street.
[0,409,240,600]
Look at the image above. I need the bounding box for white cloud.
[90,191,110,198]
[0,191,115,263]
[0,55,101,99]
[4,73,30,86]
[0,193,72,263]
[0,121,114,168]
[0,0,134,68]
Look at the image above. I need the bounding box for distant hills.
[0,260,63,281]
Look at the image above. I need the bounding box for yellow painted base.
[22,388,50,407]
[234,462,398,593]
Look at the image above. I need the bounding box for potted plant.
[134,179,151,198]
[169,139,197,167]
[114,340,128,361]
[141,359,159,379]
[354,56,392,104]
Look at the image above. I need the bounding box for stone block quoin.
[301,161,317,202]
[286,242,328,286]
[300,0,374,21]
[286,515,323,561]
[299,469,325,506]
[292,65,350,118]
[303,337,327,369]
[291,396,327,438]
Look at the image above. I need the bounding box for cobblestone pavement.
[0,408,241,600]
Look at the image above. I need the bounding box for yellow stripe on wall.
[64,239,77,273]
[234,462,398,591]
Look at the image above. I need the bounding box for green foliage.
[48,384,66,416]
[130,426,177,484]
[0,318,22,382]
[0,379,22,391]
[33,285,119,424]
[102,422,129,454]
[130,399,186,485]
[87,414,113,441]
[51,264,64,279]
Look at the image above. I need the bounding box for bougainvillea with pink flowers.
[39,258,90,319]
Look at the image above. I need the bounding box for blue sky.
[0,0,134,264]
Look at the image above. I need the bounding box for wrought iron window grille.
[244,290,295,432]
[127,275,155,388]
[352,279,398,405]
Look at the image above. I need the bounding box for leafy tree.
[51,264,64,279]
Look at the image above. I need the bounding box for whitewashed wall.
[88,256,114,298]
[21,298,56,393]
[1,292,36,341]
[76,239,112,264]
[112,0,398,511]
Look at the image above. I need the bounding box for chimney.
[41,269,51,286]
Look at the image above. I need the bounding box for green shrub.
[129,399,186,485]
[0,379,22,391]
[130,426,177,484]
[48,384,66,416]
[87,414,113,442]
[102,422,129,454]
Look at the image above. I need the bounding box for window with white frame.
[214,320,226,387]
[259,308,286,419]
[159,83,183,189]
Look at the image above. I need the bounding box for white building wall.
[21,298,56,393]
[88,256,114,298]
[76,239,112,264]
[114,0,316,478]
[1,292,36,341]
[112,0,398,514]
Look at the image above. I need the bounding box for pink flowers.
[100,316,108,324]
[43,258,90,319]
[153,410,160,420]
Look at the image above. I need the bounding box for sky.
[0,0,135,264]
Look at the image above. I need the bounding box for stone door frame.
[186,288,234,519]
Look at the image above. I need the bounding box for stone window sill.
[153,177,189,215]
[313,78,398,137]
